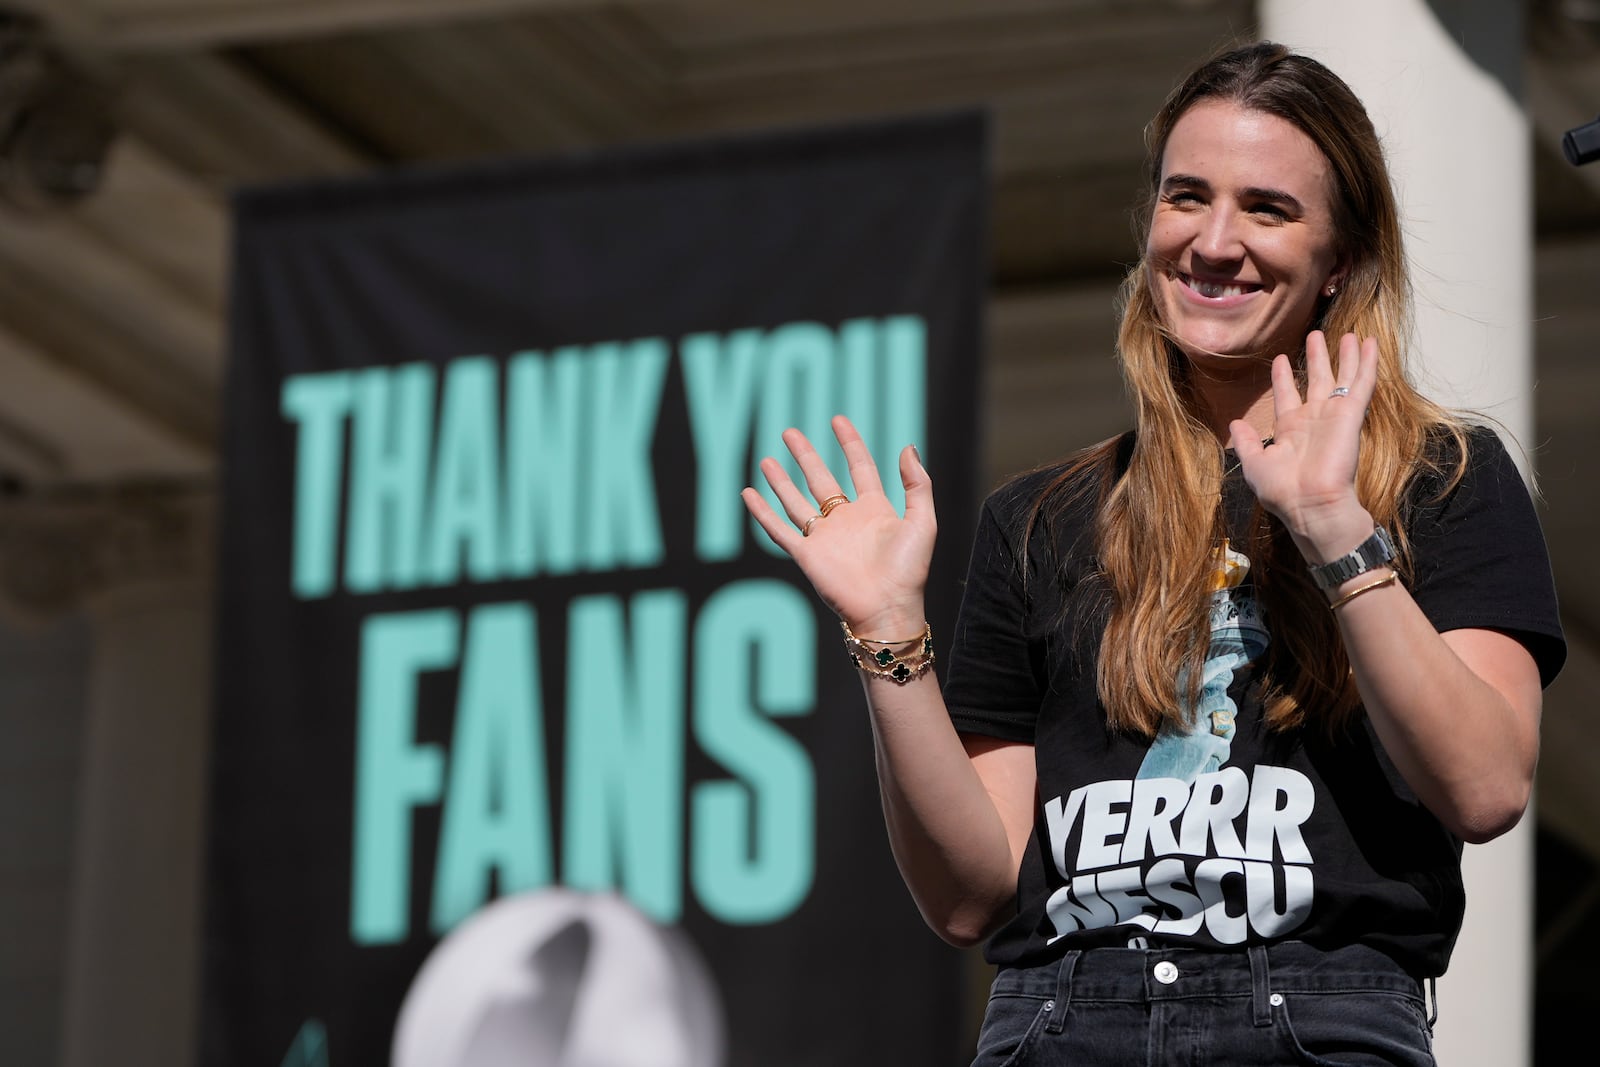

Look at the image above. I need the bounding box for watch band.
[1308,525,1397,591]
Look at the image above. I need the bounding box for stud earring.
[1325,284,1338,296]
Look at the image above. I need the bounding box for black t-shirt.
[943,426,1566,977]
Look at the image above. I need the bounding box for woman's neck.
[1187,358,1277,444]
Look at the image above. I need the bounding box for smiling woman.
[1147,100,1342,371]
[740,40,1566,1067]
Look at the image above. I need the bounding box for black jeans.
[972,941,1434,1066]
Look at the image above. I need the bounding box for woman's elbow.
[924,896,1011,949]
[935,917,991,950]
[1454,805,1528,845]
[1449,780,1533,844]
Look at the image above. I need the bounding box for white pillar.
[1259,4,1533,1066]
[55,495,215,1067]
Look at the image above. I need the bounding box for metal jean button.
[1153,960,1179,984]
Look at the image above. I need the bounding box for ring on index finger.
[818,494,849,517]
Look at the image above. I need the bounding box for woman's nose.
[1194,206,1244,264]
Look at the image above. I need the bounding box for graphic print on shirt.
[1138,541,1266,781]
[1040,541,1317,946]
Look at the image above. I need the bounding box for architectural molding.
[0,484,214,621]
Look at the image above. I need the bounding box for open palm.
[1230,331,1378,538]
[741,414,936,637]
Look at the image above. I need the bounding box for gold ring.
[818,494,849,517]
[802,515,821,537]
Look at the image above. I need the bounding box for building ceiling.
[0,0,1595,490]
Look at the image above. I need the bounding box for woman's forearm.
[855,665,1033,946]
[1293,509,1542,843]
[1324,565,1541,842]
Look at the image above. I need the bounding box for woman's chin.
[1175,340,1276,367]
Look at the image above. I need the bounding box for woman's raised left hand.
[1228,330,1380,562]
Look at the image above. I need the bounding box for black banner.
[209,113,986,1067]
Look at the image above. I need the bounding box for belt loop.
[1426,976,1438,1029]
[1044,950,1082,1035]
[1248,945,1272,1027]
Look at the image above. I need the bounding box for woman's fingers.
[1298,331,1379,409]
[750,417,924,550]
[758,454,821,529]
[899,444,935,531]
[783,427,849,508]
[1324,332,1358,399]
[1228,418,1268,462]
[832,414,886,499]
[1332,333,1359,391]
[749,419,891,541]
[1270,353,1303,416]
[1261,330,1385,433]
[1322,333,1378,412]
[741,485,803,555]
[1351,334,1380,404]
[1303,329,1334,398]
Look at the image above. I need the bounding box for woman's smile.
[1172,270,1263,304]
[1148,99,1343,362]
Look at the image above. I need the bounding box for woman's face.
[1146,99,1343,364]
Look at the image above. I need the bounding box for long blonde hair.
[1033,42,1469,736]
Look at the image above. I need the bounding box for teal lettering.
[879,315,927,515]
[583,340,668,570]
[282,372,354,599]
[425,357,503,585]
[830,318,879,482]
[691,580,815,923]
[751,323,834,557]
[504,348,585,577]
[345,364,434,593]
[682,329,764,562]
[562,590,687,921]
[351,609,457,944]
[829,315,927,516]
[431,603,551,933]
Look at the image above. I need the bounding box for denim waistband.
[991,941,1423,1004]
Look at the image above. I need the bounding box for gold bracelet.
[840,620,934,684]
[1328,572,1399,610]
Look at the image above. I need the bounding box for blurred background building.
[0,0,1596,1064]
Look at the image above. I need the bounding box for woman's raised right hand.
[740,414,936,639]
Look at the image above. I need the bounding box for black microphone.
[1564,115,1600,166]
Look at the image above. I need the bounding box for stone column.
[1258,4,1533,1066]
[1,488,216,1067]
